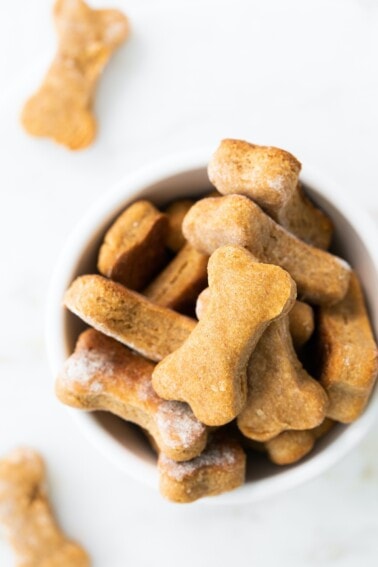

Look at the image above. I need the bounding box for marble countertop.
[0,0,377,565]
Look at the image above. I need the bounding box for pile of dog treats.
[57,139,378,503]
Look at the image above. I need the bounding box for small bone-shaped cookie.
[57,329,207,461]
[237,316,328,441]
[144,243,208,314]
[318,272,378,422]
[64,275,196,362]
[21,0,129,149]
[208,139,332,249]
[196,288,314,350]
[98,200,169,290]
[263,419,334,465]
[194,287,326,438]
[152,246,296,426]
[165,199,194,252]
[183,195,350,305]
[0,448,89,567]
[158,433,246,503]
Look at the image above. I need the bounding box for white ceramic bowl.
[46,149,378,504]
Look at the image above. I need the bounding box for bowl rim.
[45,148,378,505]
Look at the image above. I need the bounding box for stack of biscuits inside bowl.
[56,139,378,503]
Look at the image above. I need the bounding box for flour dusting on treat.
[56,329,209,461]
[160,445,238,481]
[158,433,246,502]
[156,401,207,450]
[64,348,115,384]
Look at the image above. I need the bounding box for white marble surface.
[0,0,377,565]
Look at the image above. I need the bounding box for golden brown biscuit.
[196,289,314,349]
[318,272,378,422]
[165,200,194,252]
[57,329,208,461]
[98,201,169,290]
[280,182,333,250]
[158,433,246,503]
[64,275,196,362]
[264,419,334,465]
[152,246,296,426]
[237,316,328,441]
[208,139,332,248]
[0,447,90,566]
[144,243,208,313]
[289,300,315,349]
[194,286,211,320]
[183,195,350,305]
[21,0,129,149]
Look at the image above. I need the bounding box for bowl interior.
[50,159,378,504]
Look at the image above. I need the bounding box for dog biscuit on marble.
[56,329,208,461]
[152,246,296,426]
[183,195,350,305]
[64,275,196,362]
[0,448,89,566]
[98,200,169,290]
[208,139,332,248]
[318,272,378,422]
[21,0,129,149]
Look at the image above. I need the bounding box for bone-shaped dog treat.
[56,329,208,461]
[237,316,328,442]
[289,300,315,350]
[152,246,296,426]
[165,199,194,252]
[318,272,378,422]
[208,139,333,249]
[144,243,208,314]
[158,432,246,503]
[0,448,89,567]
[21,0,129,149]
[98,200,169,290]
[183,195,350,305]
[194,287,326,438]
[196,288,314,350]
[65,275,196,362]
[264,419,334,465]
